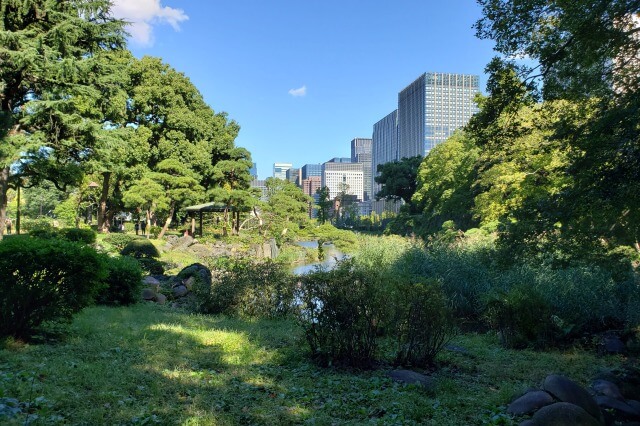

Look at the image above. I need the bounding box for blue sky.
[113,0,497,179]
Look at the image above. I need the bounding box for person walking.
[141,220,147,237]
[134,221,139,235]
[5,218,11,235]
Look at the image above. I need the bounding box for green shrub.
[96,256,143,306]
[297,259,387,367]
[104,233,137,251]
[200,258,296,318]
[0,236,107,338]
[483,283,554,348]
[22,217,55,234]
[136,257,165,275]
[392,279,457,367]
[58,228,96,245]
[121,239,160,259]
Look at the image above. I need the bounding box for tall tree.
[315,186,331,225]
[375,156,422,207]
[0,0,126,239]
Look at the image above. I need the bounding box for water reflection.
[292,241,347,275]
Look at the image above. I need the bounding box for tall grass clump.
[297,236,457,368]
[198,257,297,318]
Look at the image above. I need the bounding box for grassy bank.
[0,304,625,425]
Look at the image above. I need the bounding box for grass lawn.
[0,303,626,425]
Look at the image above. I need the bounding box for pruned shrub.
[103,233,137,251]
[137,257,165,275]
[198,258,296,318]
[121,239,160,259]
[58,228,96,245]
[297,259,387,367]
[96,256,143,306]
[392,279,457,367]
[0,236,107,338]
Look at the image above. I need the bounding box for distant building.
[398,72,479,159]
[301,163,322,180]
[326,157,351,163]
[273,162,292,180]
[351,138,372,201]
[371,110,399,214]
[301,176,322,199]
[322,161,364,201]
[286,167,301,186]
[249,163,258,178]
[250,178,268,201]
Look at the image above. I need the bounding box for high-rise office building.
[371,110,399,214]
[351,138,372,201]
[286,167,301,186]
[301,163,322,180]
[322,162,364,201]
[249,163,258,178]
[273,162,292,180]
[398,72,479,159]
[326,157,352,163]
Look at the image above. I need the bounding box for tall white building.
[321,162,364,201]
[273,162,292,180]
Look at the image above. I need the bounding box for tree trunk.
[98,171,111,233]
[0,167,8,240]
[146,209,152,238]
[16,183,21,234]
[158,202,175,239]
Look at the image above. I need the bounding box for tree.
[263,178,313,240]
[316,186,332,225]
[412,131,480,236]
[0,0,126,239]
[375,156,422,207]
[475,0,640,259]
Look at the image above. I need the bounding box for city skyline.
[117,1,496,180]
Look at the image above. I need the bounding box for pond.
[292,240,347,275]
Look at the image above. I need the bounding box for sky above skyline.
[111,0,497,179]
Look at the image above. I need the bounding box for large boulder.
[172,285,188,298]
[529,402,602,426]
[591,379,624,401]
[507,390,554,415]
[543,375,603,423]
[141,288,156,301]
[386,370,434,391]
[177,263,212,290]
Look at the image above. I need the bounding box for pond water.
[292,240,347,275]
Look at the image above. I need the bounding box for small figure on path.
[134,221,139,235]
[5,218,11,235]
[141,220,147,236]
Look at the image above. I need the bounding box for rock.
[177,263,212,289]
[155,293,166,305]
[141,288,156,301]
[183,276,195,291]
[188,243,213,258]
[175,235,195,249]
[529,402,602,426]
[386,370,434,390]
[142,276,161,292]
[519,421,535,426]
[602,336,626,355]
[507,390,554,415]
[172,285,188,298]
[595,396,640,418]
[543,374,603,423]
[592,379,624,401]
[629,401,640,414]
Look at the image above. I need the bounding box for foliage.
[136,257,165,276]
[120,239,160,259]
[413,131,479,236]
[198,258,297,318]
[0,236,107,338]
[261,178,313,242]
[393,279,457,367]
[375,156,422,206]
[21,182,66,219]
[96,256,143,306]
[297,258,386,367]
[315,186,332,225]
[300,223,359,253]
[58,228,97,245]
[103,233,137,251]
[483,284,554,349]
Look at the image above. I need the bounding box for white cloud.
[288,85,307,97]
[111,0,188,47]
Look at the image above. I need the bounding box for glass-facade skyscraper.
[273,162,292,180]
[398,72,479,159]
